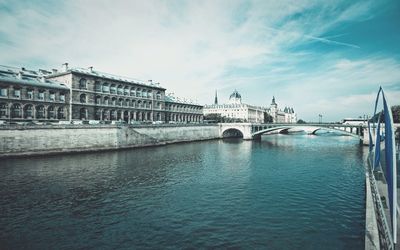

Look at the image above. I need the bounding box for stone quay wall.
[0,124,220,157]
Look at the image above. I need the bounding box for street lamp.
[318,114,322,123]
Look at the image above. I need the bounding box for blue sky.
[0,0,399,121]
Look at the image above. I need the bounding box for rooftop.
[0,65,69,90]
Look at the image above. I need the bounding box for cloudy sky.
[1,0,399,121]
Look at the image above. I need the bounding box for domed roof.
[229,89,241,99]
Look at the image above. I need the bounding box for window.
[102,83,109,93]
[80,108,87,120]
[130,89,135,96]
[95,96,101,105]
[118,98,123,106]
[24,105,33,118]
[11,104,21,118]
[79,78,87,89]
[156,91,161,100]
[36,106,45,118]
[136,89,141,97]
[27,89,33,99]
[48,106,55,119]
[49,92,55,101]
[0,103,7,117]
[38,91,45,100]
[13,89,21,98]
[58,107,65,119]
[104,97,109,105]
[111,97,116,106]
[110,84,116,94]
[125,99,130,107]
[124,87,129,96]
[95,81,101,92]
[117,85,123,95]
[59,93,65,102]
[0,88,7,97]
[80,94,86,103]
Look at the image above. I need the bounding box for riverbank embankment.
[0,124,220,157]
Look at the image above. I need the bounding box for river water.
[0,134,366,249]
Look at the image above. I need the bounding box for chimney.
[88,66,93,72]
[148,80,153,85]
[62,62,69,72]
[52,69,58,74]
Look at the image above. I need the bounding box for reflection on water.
[0,134,366,249]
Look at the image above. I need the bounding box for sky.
[0,0,399,122]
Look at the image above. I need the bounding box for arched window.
[147,90,152,99]
[136,88,141,97]
[79,78,87,89]
[125,99,130,107]
[102,83,109,93]
[48,106,55,119]
[11,104,21,118]
[118,98,123,106]
[110,84,116,94]
[0,103,7,118]
[95,109,101,120]
[102,110,109,120]
[138,100,142,108]
[156,91,161,100]
[117,85,123,95]
[36,105,45,119]
[24,105,33,118]
[110,110,116,120]
[95,81,101,92]
[80,108,87,120]
[111,97,117,106]
[57,107,65,119]
[132,100,136,107]
[130,88,135,96]
[95,95,102,105]
[80,94,86,103]
[104,97,109,105]
[124,87,129,96]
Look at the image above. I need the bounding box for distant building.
[268,96,297,123]
[204,90,267,123]
[203,90,297,123]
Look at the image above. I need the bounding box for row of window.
[0,103,65,119]
[79,94,163,109]
[79,78,163,100]
[0,87,65,102]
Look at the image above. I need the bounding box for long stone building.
[0,64,203,123]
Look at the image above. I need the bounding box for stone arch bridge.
[219,123,369,144]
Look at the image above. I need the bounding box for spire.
[214,90,218,105]
[271,96,277,105]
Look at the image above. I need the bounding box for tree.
[264,113,273,123]
[204,114,223,123]
[297,119,306,124]
[392,105,400,123]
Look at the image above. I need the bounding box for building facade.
[0,66,70,122]
[164,94,203,123]
[268,96,297,123]
[0,64,203,124]
[204,91,297,123]
[203,90,266,123]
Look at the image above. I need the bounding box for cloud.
[0,0,398,121]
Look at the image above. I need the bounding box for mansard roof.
[0,65,69,90]
[48,66,166,90]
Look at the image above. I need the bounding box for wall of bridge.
[0,124,220,157]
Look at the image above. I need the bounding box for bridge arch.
[252,125,363,140]
[221,128,244,138]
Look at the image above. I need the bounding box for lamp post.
[318,114,322,123]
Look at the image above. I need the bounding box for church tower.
[270,96,278,123]
[214,90,218,105]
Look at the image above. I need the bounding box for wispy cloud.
[0,0,398,121]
